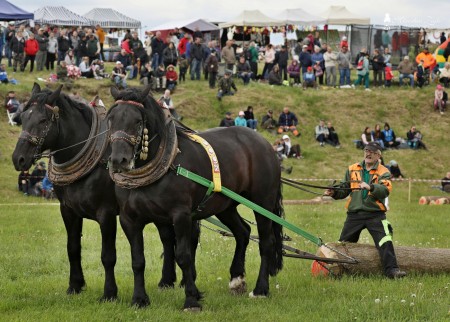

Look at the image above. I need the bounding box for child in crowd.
[155,63,166,91]
[417,59,425,88]
[0,64,9,84]
[385,63,394,87]
[178,54,188,82]
[165,64,178,91]
[302,66,317,89]
[340,36,349,49]
[434,84,447,115]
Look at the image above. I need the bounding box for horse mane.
[25,88,93,125]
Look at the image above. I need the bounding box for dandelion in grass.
[401,299,406,303]
[411,293,416,298]
[375,298,381,303]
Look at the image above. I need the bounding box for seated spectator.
[382,122,400,148]
[219,111,234,127]
[287,59,301,86]
[111,61,127,89]
[165,64,178,91]
[268,65,282,85]
[116,48,135,79]
[439,62,450,88]
[361,126,374,146]
[397,56,415,87]
[18,170,31,195]
[159,89,181,121]
[371,123,385,149]
[434,84,446,115]
[30,161,47,196]
[442,172,450,192]
[0,63,9,84]
[416,59,426,88]
[217,70,237,101]
[385,63,394,87]
[42,174,55,199]
[326,121,341,148]
[261,109,277,131]
[140,62,155,87]
[236,56,252,85]
[272,139,293,173]
[302,66,317,89]
[388,160,404,179]
[91,59,108,79]
[64,50,76,65]
[56,61,69,81]
[277,107,300,137]
[5,91,20,113]
[155,63,167,91]
[278,134,302,159]
[79,56,93,78]
[244,105,257,130]
[407,126,427,150]
[234,111,247,127]
[315,119,329,147]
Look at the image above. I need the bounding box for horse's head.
[12,83,63,171]
[107,85,158,173]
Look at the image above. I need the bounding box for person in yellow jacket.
[96,24,106,61]
[324,142,406,279]
[415,47,436,70]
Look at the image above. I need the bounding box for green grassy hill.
[1,65,447,199]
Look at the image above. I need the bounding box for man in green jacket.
[324,142,406,279]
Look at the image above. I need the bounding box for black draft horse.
[11,83,188,300]
[107,86,284,310]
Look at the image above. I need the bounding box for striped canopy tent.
[84,8,141,29]
[34,6,91,26]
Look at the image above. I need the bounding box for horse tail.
[270,180,284,276]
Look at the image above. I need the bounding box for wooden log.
[313,242,450,277]
[419,196,447,205]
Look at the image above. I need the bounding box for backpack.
[357,57,364,70]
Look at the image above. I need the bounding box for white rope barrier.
[288,178,450,183]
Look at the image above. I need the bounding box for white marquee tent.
[275,8,326,26]
[218,10,284,28]
[84,8,141,29]
[320,6,370,25]
[34,6,90,26]
[150,18,219,32]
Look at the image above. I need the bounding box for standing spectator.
[57,29,70,65]
[261,109,277,131]
[217,70,237,101]
[23,33,39,72]
[219,112,234,127]
[353,52,370,90]
[276,45,289,81]
[10,30,25,72]
[163,42,178,67]
[202,41,213,80]
[382,122,400,149]
[299,44,312,76]
[234,111,247,127]
[311,46,324,85]
[111,61,127,89]
[323,142,406,279]
[398,56,415,87]
[434,84,446,115]
[323,46,337,87]
[416,59,426,88]
[248,42,259,80]
[244,106,257,130]
[190,37,203,81]
[383,47,391,65]
[236,56,252,85]
[95,25,106,61]
[371,48,385,87]
[277,107,300,137]
[46,32,58,71]
[441,172,450,192]
[204,49,218,88]
[165,65,178,91]
[86,34,100,65]
[177,33,190,57]
[222,40,236,72]
[178,54,188,83]
[151,31,165,71]
[326,121,341,148]
[261,44,275,80]
[35,28,48,71]
[336,45,352,87]
[288,59,301,86]
[121,38,133,54]
[315,120,329,146]
[70,31,80,64]
[5,22,16,67]
[440,32,447,45]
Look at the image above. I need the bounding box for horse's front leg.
[61,206,86,294]
[155,223,176,289]
[98,213,118,301]
[119,215,149,307]
[173,214,202,311]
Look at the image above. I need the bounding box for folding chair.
[7,110,17,126]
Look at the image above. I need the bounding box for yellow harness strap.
[187,134,222,192]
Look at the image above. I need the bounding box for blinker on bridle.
[109,100,150,161]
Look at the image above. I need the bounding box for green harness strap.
[177,166,322,246]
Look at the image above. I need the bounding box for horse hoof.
[229,276,247,295]
[66,285,85,295]
[249,291,267,299]
[132,296,150,308]
[99,295,118,303]
[158,282,175,290]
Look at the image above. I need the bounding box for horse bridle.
[109,100,151,161]
[19,101,60,161]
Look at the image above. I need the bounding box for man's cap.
[225,111,231,115]
[364,142,382,153]
[116,61,122,64]
[404,56,409,60]
[282,134,290,140]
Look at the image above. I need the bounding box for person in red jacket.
[177,33,191,56]
[121,38,133,55]
[23,33,39,72]
[165,64,178,91]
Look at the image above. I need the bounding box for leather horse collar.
[48,103,109,185]
[109,100,178,189]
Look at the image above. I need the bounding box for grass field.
[0,65,449,321]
